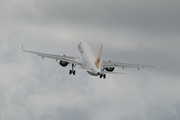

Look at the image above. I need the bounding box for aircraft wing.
[21,44,83,66]
[102,60,162,70]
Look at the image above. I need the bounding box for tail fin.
[94,44,103,68]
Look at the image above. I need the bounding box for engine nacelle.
[105,67,115,72]
[59,61,68,67]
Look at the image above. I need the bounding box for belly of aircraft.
[87,71,99,76]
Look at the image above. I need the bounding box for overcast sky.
[0,0,180,120]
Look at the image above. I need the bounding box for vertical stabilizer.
[94,44,103,68]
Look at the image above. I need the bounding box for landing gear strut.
[69,64,76,75]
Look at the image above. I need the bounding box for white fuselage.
[78,41,101,76]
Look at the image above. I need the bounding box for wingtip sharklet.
[21,43,25,52]
[21,43,23,50]
[157,62,164,68]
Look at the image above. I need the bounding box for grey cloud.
[0,0,180,120]
[30,0,180,33]
[3,0,180,33]
[52,108,90,120]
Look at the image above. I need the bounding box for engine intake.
[105,67,115,72]
[59,61,68,67]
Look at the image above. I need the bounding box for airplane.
[22,41,162,79]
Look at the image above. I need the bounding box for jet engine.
[105,67,115,72]
[104,60,115,72]
[59,60,68,67]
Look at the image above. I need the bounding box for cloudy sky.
[0,0,180,120]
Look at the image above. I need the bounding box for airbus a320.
[22,41,162,79]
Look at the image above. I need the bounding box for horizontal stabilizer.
[102,71,124,74]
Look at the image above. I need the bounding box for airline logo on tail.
[94,44,103,68]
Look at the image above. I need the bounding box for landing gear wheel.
[69,64,76,75]
[73,70,76,75]
[99,74,106,79]
[103,74,106,79]
[100,74,103,78]
[69,70,72,75]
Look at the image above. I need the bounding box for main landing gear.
[69,64,76,75]
[99,68,106,79]
[99,73,106,79]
